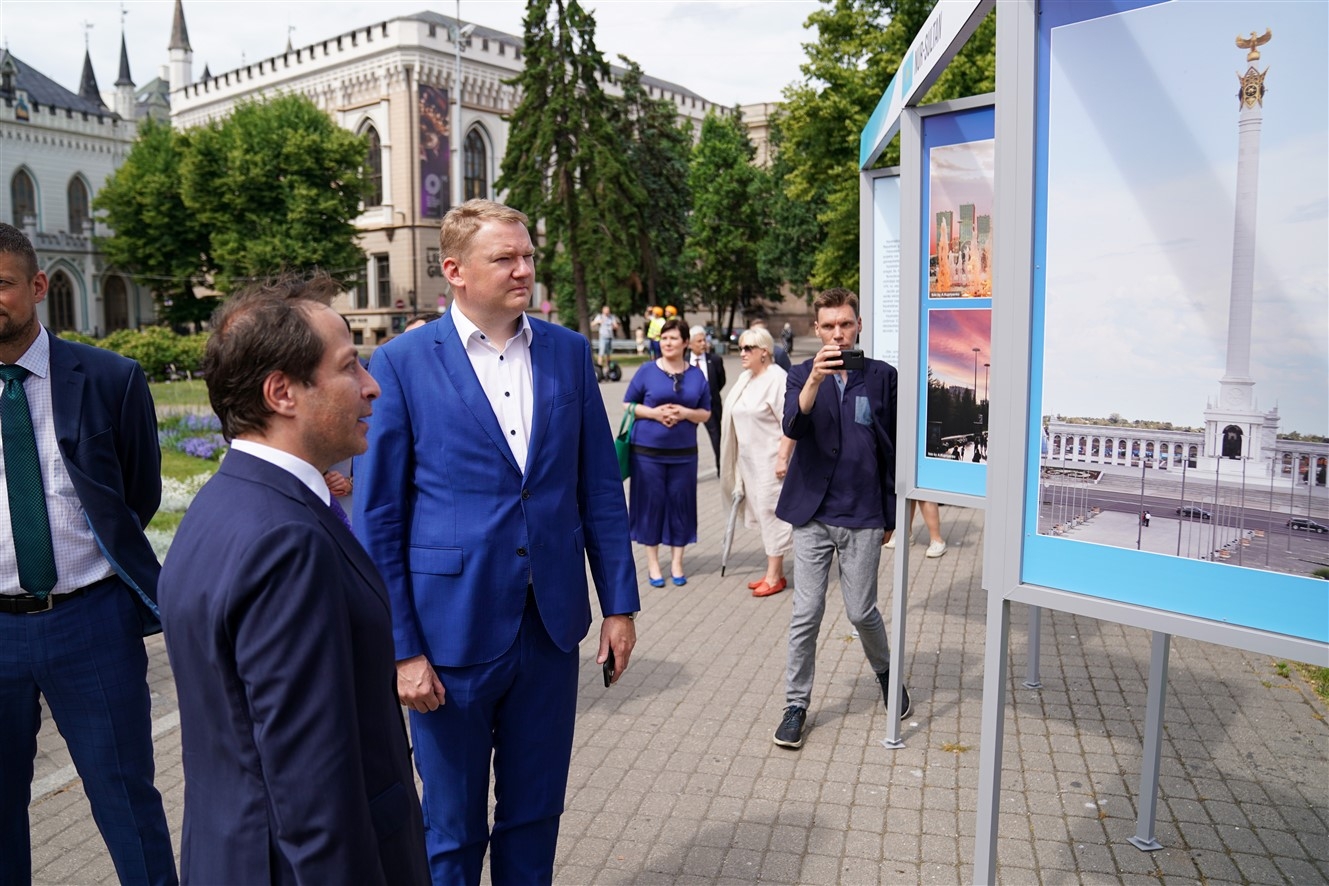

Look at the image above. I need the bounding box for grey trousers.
[784,521,892,708]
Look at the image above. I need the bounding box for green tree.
[779,0,995,291]
[614,58,692,313]
[683,108,765,329]
[756,116,820,298]
[94,118,211,325]
[181,94,369,293]
[498,0,643,335]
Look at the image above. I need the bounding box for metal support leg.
[1022,605,1044,688]
[1128,631,1170,851]
[881,514,911,750]
[972,596,1012,884]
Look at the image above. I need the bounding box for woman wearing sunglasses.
[623,318,712,587]
[719,327,795,597]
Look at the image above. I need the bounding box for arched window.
[67,177,90,233]
[464,129,488,201]
[103,276,129,331]
[362,125,383,207]
[11,169,36,226]
[47,271,75,332]
[1052,434,1061,456]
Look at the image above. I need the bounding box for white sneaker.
[884,537,897,549]
[925,540,947,558]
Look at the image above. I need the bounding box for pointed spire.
[116,32,133,86]
[200,62,211,80]
[78,48,106,108]
[169,0,191,52]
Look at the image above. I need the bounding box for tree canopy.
[778,0,995,292]
[95,93,369,322]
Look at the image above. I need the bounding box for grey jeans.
[784,521,891,708]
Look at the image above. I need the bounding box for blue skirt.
[628,451,698,547]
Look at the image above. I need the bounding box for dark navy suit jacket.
[48,332,162,632]
[159,452,428,885]
[775,357,897,530]
[355,311,639,668]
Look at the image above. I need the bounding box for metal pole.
[1268,444,1275,566]
[1136,456,1146,550]
[1128,631,1170,852]
[452,0,465,211]
[1023,606,1043,688]
[1177,453,1187,557]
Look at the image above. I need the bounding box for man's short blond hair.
[439,199,530,263]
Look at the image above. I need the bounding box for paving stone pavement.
[28,350,1329,885]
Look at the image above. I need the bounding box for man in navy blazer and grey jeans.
[771,287,911,749]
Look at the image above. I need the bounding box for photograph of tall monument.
[1033,0,1328,578]
[928,139,994,299]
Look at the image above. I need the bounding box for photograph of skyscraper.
[928,139,994,298]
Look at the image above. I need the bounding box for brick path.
[29,347,1329,884]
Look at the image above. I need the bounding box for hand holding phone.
[839,348,865,370]
[602,648,616,688]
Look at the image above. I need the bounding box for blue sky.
[1040,0,1328,436]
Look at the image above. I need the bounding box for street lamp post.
[983,361,990,428]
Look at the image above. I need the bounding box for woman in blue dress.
[624,318,712,587]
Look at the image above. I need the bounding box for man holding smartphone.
[771,287,911,749]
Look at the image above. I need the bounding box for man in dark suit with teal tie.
[0,223,175,885]
[159,275,428,884]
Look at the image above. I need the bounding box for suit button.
[522,489,531,500]
[832,449,838,455]
[517,547,527,557]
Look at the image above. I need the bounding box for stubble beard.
[0,311,36,347]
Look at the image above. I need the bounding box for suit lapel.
[433,313,521,475]
[46,332,85,457]
[525,321,555,472]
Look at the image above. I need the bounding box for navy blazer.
[775,357,897,530]
[698,350,726,421]
[48,332,162,632]
[355,311,639,668]
[160,452,428,885]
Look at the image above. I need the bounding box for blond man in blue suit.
[355,200,639,885]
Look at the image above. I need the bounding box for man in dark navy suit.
[771,287,912,750]
[0,223,175,885]
[159,275,428,885]
[689,325,726,475]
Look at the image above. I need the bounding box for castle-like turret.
[168,0,193,94]
[114,32,135,119]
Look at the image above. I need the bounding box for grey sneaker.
[773,705,807,748]
[876,671,913,720]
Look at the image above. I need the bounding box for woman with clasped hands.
[719,326,795,597]
[624,318,712,587]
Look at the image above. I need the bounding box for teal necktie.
[0,365,58,599]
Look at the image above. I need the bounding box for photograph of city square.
[925,308,990,465]
[1033,1,1328,579]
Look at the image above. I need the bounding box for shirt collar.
[451,304,533,348]
[229,439,331,505]
[2,326,51,379]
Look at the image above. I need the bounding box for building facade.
[0,49,154,334]
[169,7,720,345]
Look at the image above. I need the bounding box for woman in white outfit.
[719,327,795,597]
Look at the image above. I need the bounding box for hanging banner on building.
[419,84,451,219]
[916,105,993,497]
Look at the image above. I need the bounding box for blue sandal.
[647,576,666,588]
[671,574,687,586]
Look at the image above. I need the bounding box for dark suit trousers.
[0,579,176,886]
[703,414,722,474]
[410,592,578,886]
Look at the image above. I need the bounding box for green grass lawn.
[149,379,211,410]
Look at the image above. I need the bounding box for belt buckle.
[24,595,54,614]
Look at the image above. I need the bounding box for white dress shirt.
[229,439,331,504]
[451,306,535,472]
[691,351,709,381]
[0,329,114,596]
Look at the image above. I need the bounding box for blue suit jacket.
[775,357,897,530]
[355,311,639,667]
[160,452,428,885]
[48,332,162,632]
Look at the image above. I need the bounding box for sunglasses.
[739,345,761,353]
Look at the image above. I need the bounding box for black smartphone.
[839,348,865,370]
[602,648,616,688]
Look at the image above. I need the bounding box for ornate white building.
[168,4,720,345]
[0,46,154,333]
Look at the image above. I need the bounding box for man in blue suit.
[159,276,428,884]
[355,200,640,885]
[0,223,175,885]
[772,287,912,750]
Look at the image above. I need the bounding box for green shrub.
[59,331,98,346]
[94,327,211,380]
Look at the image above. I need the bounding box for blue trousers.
[411,593,578,886]
[628,452,699,548]
[0,580,176,886]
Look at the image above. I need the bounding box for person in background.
[403,313,436,333]
[781,321,795,356]
[719,326,794,597]
[624,318,711,587]
[356,199,638,885]
[885,500,947,558]
[646,307,665,358]
[688,325,726,476]
[591,304,621,373]
[0,222,176,886]
[771,287,911,750]
[750,318,792,371]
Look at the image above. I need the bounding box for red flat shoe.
[747,578,765,590]
[752,577,787,597]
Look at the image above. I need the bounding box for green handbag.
[615,407,636,481]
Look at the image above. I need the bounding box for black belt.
[0,575,119,614]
